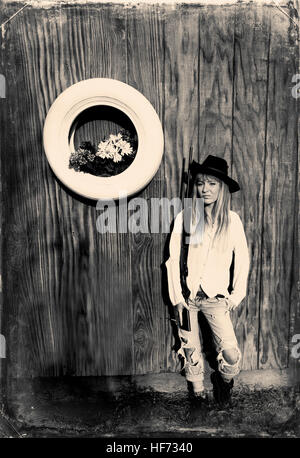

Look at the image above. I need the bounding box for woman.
[166,155,250,405]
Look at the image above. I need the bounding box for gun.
[178,146,194,331]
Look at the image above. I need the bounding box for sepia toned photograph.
[0,0,299,445]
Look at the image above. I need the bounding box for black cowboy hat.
[189,155,240,193]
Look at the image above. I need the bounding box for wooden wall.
[0,2,299,379]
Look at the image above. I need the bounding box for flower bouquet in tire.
[69,130,138,177]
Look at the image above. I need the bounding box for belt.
[195,286,225,300]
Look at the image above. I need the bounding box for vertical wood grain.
[79,4,134,375]
[2,4,134,377]
[198,5,235,163]
[163,5,200,372]
[2,7,66,377]
[0,3,298,381]
[259,8,299,369]
[126,5,165,374]
[232,6,270,370]
[288,6,300,382]
[163,6,200,202]
[287,0,299,383]
[0,2,6,383]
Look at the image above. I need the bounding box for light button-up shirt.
[165,210,250,307]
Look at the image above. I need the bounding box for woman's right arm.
[228,212,250,308]
[165,211,189,309]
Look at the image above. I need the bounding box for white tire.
[43,78,164,200]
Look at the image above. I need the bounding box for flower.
[112,152,122,163]
[96,133,134,159]
[69,142,96,171]
[96,140,111,159]
[118,140,133,157]
[111,133,122,143]
[69,131,137,176]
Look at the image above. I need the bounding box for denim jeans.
[177,295,241,387]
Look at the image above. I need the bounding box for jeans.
[177,294,241,387]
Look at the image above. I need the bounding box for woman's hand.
[174,302,190,328]
[176,301,190,311]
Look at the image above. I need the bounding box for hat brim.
[190,162,240,193]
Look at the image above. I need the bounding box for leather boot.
[210,371,234,406]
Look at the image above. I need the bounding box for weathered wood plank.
[258,8,299,369]
[41,6,96,376]
[126,5,165,374]
[163,6,200,202]
[288,99,299,381]
[287,0,300,384]
[0,2,7,383]
[163,5,201,372]
[197,5,237,368]
[198,5,235,163]
[0,5,16,387]
[2,7,65,378]
[1,4,134,378]
[232,5,270,369]
[81,4,134,375]
[0,2,298,383]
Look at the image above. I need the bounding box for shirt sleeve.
[165,211,187,306]
[228,213,250,307]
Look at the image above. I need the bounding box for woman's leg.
[200,297,241,403]
[201,298,241,380]
[177,308,205,394]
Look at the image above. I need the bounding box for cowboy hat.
[189,155,240,193]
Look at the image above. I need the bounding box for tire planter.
[43,78,164,200]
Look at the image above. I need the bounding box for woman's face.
[195,173,221,206]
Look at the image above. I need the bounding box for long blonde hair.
[191,173,231,251]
